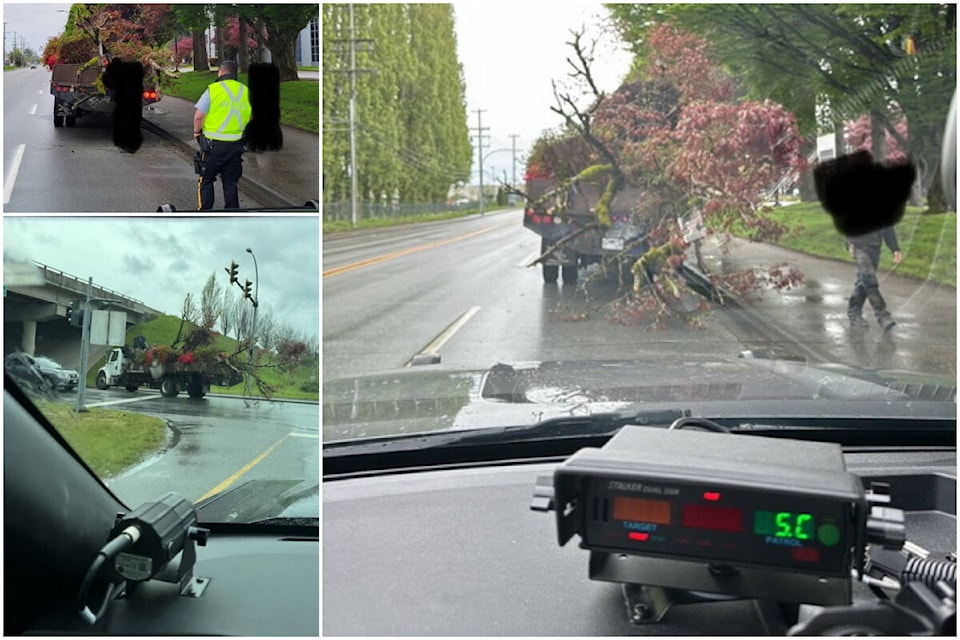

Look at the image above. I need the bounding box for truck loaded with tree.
[518,24,809,324]
[43,4,173,128]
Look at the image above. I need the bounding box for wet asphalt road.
[3,67,265,212]
[70,388,319,511]
[323,210,956,380]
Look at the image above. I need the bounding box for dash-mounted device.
[531,427,901,609]
[78,492,210,625]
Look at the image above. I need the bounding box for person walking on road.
[847,226,902,331]
[193,60,252,209]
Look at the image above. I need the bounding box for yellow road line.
[195,434,290,503]
[323,220,513,278]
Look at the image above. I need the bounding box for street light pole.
[244,247,259,397]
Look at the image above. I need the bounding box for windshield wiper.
[323,408,690,476]
[247,516,319,527]
[323,407,955,478]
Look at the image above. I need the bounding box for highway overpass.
[4,261,163,372]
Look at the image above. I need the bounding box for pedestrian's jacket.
[847,226,900,252]
[202,79,252,142]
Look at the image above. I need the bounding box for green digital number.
[796,513,813,540]
[775,512,791,537]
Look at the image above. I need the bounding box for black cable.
[668,416,731,433]
[77,528,138,625]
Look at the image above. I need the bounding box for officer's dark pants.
[198,140,245,210]
[848,244,891,323]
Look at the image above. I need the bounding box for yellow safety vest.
[202,80,252,142]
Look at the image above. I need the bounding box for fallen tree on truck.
[516,23,807,326]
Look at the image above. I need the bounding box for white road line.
[4,144,26,205]
[289,431,320,439]
[85,395,155,408]
[29,104,37,115]
[517,249,540,268]
[408,306,481,364]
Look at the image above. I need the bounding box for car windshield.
[3,216,320,524]
[322,3,956,445]
[32,356,64,368]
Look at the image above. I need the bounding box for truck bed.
[527,178,643,215]
[51,63,100,87]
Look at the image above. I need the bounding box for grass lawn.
[162,70,318,133]
[85,315,319,401]
[732,202,956,287]
[298,65,318,71]
[37,402,167,479]
[323,204,512,233]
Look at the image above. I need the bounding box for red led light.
[532,214,541,224]
[681,504,744,532]
[703,492,721,501]
[792,547,820,563]
[543,216,553,225]
[628,532,649,542]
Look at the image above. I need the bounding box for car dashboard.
[23,527,319,636]
[324,448,955,636]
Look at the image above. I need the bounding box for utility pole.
[509,134,519,190]
[348,4,358,228]
[75,278,93,413]
[471,109,490,215]
[332,5,374,228]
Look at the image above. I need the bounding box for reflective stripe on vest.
[202,80,251,141]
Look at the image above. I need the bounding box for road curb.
[112,386,318,405]
[140,117,301,209]
[205,392,319,405]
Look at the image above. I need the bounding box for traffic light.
[67,300,84,327]
[243,279,253,301]
[225,260,239,285]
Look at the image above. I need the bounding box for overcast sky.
[454,2,633,185]
[2,3,72,61]
[3,216,320,341]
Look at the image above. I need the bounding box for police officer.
[847,226,902,331]
[193,60,252,209]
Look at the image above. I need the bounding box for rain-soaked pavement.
[82,390,320,511]
[324,210,955,381]
[704,235,956,378]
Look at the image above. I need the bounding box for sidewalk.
[699,235,956,377]
[141,94,319,209]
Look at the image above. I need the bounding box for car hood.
[193,479,318,524]
[323,357,956,442]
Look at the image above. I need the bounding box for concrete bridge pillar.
[21,320,37,355]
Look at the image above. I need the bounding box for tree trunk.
[268,29,299,82]
[238,16,249,73]
[192,29,209,71]
[870,113,886,162]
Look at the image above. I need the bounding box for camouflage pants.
[848,245,891,322]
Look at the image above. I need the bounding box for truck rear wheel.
[187,382,207,399]
[53,115,64,128]
[65,116,76,127]
[160,377,178,398]
[125,384,138,392]
[96,371,109,390]
[542,263,559,284]
[561,262,579,283]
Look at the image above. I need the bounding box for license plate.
[602,237,624,251]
